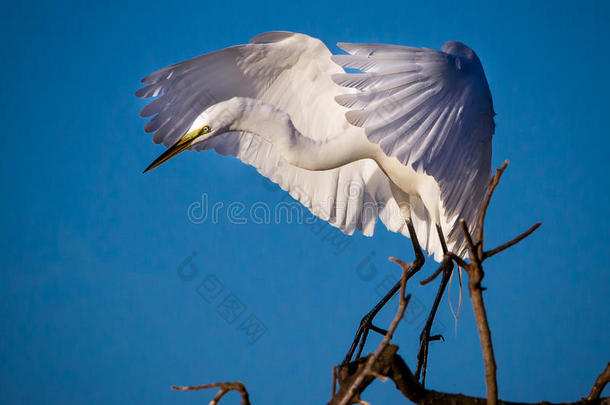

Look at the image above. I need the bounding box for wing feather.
[332,41,495,256]
[136,32,350,147]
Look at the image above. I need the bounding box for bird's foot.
[415,330,445,384]
[341,308,390,365]
[342,257,422,366]
[414,257,454,385]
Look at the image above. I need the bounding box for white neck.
[222,98,372,171]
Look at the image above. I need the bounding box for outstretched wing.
[136,32,351,147]
[331,41,495,251]
[137,32,410,245]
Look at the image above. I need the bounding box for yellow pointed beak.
[143,129,199,173]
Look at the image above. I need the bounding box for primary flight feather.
[136,32,495,261]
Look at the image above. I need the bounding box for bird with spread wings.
[136,31,495,375]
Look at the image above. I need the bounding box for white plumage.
[137,32,495,261]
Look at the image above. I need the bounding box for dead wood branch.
[172,381,251,405]
[333,346,609,405]
[588,363,610,401]
[455,160,539,405]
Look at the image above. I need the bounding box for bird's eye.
[199,125,210,135]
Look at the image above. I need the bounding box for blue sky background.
[1,0,609,404]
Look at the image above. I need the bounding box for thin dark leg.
[414,225,454,386]
[342,218,425,365]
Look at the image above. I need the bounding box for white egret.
[137,31,495,378]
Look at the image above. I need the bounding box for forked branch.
[455,160,540,405]
[333,352,610,405]
[172,381,251,405]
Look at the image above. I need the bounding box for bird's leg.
[342,218,425,365]
[414,225,454,386]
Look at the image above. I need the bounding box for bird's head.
[142,100,241,173]
[143,98,257,173]
[142,123,213,173]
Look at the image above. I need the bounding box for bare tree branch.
[456,161,541,405]
[464,253,498,405]
[448,252,469,269]
[462,218,478,257]
[418,258,448,286]
[588,363,610,401]
[476,160,509,252]
[484,222,542,259]
[334,347,609,405]
[172,381,251,405]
